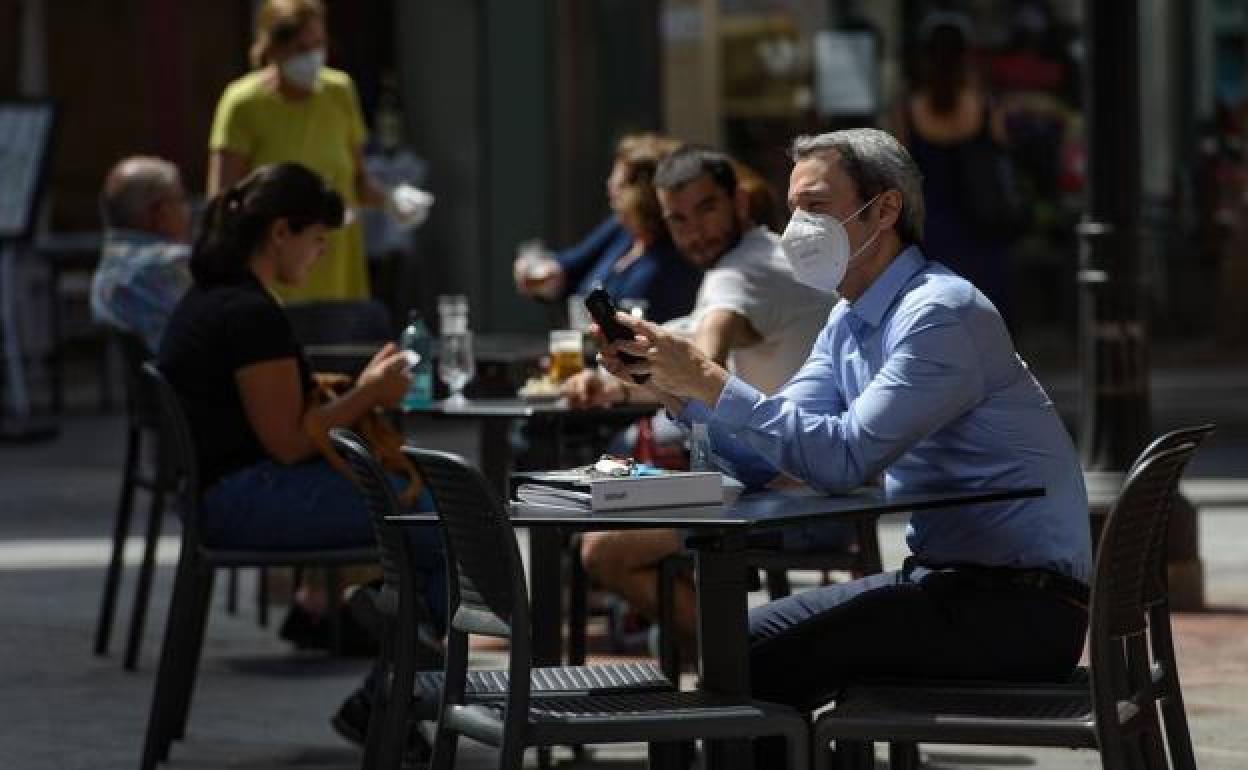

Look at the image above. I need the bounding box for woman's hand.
[513,247,565,300]
[594,312,730,406]
[356,342,412,408]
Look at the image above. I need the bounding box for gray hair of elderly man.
[100,155,182,231]
[790,128,925,246]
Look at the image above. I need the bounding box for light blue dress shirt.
[680,245,1092,583]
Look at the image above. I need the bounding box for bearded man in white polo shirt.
[563,146,843,645]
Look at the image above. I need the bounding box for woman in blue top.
[514,133,701,323]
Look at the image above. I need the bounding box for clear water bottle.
[399,310,434,409]
[690,422,712,472]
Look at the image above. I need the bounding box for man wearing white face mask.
[208,0,431,304]
[595,128,1091,766]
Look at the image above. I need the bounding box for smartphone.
[584,287,650,384]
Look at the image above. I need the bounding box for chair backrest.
[1088,442,1200,744]
[1129,424,1215,606]
[328,428,410,612]
[401,447,529,644]
[115,330,160,430]
[140,362,202,539]
[283,300,393,346]
[1128,424,1216,475]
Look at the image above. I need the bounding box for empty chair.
[327,429,675,770]
[94,331,168,669]
[812,431,1209,770]
[403,446,809,770]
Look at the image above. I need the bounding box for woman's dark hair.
[919,13,971,116]
[191,163,344,286]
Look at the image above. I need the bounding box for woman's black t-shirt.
[158,273,313,486]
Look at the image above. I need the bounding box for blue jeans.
[203,458,446,628]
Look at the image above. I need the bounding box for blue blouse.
[555,215,701,324]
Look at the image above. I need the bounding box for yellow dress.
[209,67,369,302]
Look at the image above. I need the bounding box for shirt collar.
[847,244,927,330]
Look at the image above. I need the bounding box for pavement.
[2,358,1247,770]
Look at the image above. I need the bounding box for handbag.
[304,373,424,505]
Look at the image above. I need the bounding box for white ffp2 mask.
[280,48,325,90]
[779,194,881,293]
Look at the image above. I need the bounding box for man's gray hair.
[100,156,181,230]
[790,129,925,245]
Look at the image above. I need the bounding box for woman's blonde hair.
[249,0,325,69]
[609,131,678,239]
[613,133,681,186]
[611,133,678,244]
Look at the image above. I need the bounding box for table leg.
[692,532,753,770]
[477,417,512,498]
[528,527,564,667]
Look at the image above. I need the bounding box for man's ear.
[875,190,902,232]
[733,187,753,227]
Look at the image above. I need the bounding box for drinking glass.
[548,329,585,384]
[438,330,475,405]
[618,297,649,319]
[566,294,592,332]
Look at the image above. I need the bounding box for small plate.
[517,388,562,403]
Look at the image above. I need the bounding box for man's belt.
[906,557,1090,611]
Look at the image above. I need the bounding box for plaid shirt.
[90,229,191,354]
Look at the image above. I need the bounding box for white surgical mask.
[280,48,325,90]
[779,194,882,293]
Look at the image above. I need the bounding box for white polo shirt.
[683,226,836,395]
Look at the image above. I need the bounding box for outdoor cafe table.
[389,483,1044,770]
[398,397,660,496]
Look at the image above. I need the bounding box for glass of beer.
[548,329,585,384]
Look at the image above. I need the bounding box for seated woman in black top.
[157,161,444,625]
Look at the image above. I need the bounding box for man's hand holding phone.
[588,294,730,408]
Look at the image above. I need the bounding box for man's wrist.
[689,360,730,407]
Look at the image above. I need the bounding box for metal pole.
[1077,0,1150,471]
[1079,0,1203,609]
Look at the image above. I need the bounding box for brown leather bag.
[303,373,424,506]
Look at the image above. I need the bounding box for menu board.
[0,102,55,240]
[814,30,878,116]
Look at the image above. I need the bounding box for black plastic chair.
[284,299,393,346]
[403,446,809,770]
[326,430,675,770]
[93,331,167,669]
[137,363,379,770]
[95,332,267,670]
[811,435,1208,770]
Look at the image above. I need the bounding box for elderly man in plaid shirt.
[90,156,193,353]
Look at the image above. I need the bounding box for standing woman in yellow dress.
[208,0,429,303]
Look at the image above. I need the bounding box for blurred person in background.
[564,147,842,645]
[894,11,1020,322]
[91,156,193,354]
[733,160,786,233]
[513,132,702,324]
[207,0,429,305]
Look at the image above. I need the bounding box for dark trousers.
[748,561,1088,764]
